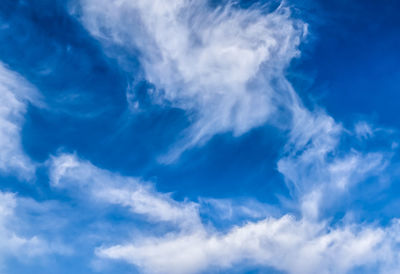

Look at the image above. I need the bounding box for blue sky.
[0,0,400,273]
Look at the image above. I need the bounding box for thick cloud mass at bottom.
[48,153,399,274]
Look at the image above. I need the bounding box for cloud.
[75,0,307,160]
[97,216,400,274]
[0,62,40,180]
[0,1,398,274]
[0,191,63,268]
[0,63,72,269]
[43,73,396,273]
[272,89,390,219]
[199,197,279,221]
[51,1,399,273]
[354,121,374,140]
[73,0,392,212]
[49,153,399,274]
[48,153,201,230]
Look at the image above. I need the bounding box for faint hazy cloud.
[278,101,389,219]
[0,191,70,268]
[0,62,42,180]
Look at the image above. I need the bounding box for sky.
[0,0,400,273]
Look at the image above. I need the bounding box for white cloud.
[64,1,399,273]
[0,191,59,268]
[355,121,374,140]
[0,62,40,180]
[86,98,393,273]
[74,0,392,217]
[277,94,389,219]
[0,64,71,271]
[48,153,201,230]
[199,197,279,220]
[49,154,400,274]
[97,214,400,274]
[76,0,307,160]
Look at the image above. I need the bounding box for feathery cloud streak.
[0,63,40,180]
[76,0,307,160]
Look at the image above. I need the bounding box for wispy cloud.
[0,63,41,180]
[0,191,69,269]
[75,0,307,161]
[48,153,399,273]
[278,98,389,219]
[0,1,396,273]
[48,153,201,230]
[64,1,400,272]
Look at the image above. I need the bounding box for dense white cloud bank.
[49,153,399,274]
[76,0,307,159]
[0,63,39,180]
